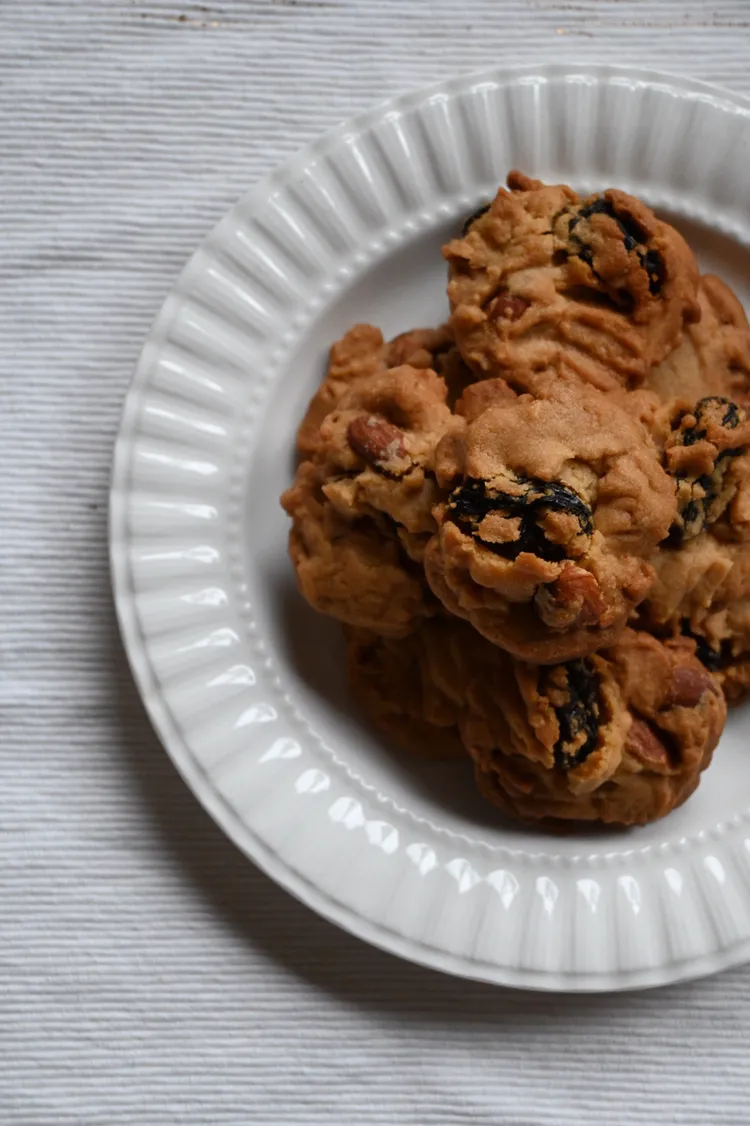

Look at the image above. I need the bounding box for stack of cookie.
[281,172,750,827]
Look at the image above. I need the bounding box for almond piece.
[664,664,712,708]
[486,292,530,322]
[625,717,671,769]
[347,414,409,474]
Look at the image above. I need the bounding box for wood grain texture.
[3,1,750,1122]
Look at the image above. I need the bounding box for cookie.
[424,380,676,662]
[283,460,433,636]
[646,274,750,407]
[297,322,454,455]
[642,534,750,704]
[444,171,700,393]
[386,324,454,370]
[346,619,724,824]
[464,629,725,825]
[616,388,750,544]
[283,359,460,634]
[308,362,457,554]
[663,396,750,544]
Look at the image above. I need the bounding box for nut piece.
[535,564,607,630]
[625,716,671,768]
[486,292,530,322]
[664,665,713,708]
[347,414,410,476]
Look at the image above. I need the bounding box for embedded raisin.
[447,474,592,563]
[639,249,664,295]
[667,397,746,543]
[679,397,741,447]
[681,621,730,672]
[565,196,664,294]
[569,196,644,251]
[548,659,601,770]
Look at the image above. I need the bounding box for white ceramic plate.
[111,64,750,992]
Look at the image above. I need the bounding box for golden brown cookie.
[386,324,454,370]
[646,274,750,407]
[454,377,518,421]
[464,629,725,825]
[346,619,725,824]
[305,362,456,556]
[615,390,750,544]
[297,322,454,455]
[424,380,677,662]
[444,171,700,393]
[282,461,432,637]
[642,534,750,704]
[662,396,750,544]
[283,358,460,635]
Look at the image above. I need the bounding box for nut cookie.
[424,381,676,662]
[445,171,700,393]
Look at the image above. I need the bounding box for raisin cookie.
[464,629,725,825]
[424,380,677,662]
[282,362,457,634]
[643,534,750,704]
[444,171,700,393]
[282,460,432,637]
[662,396,750,544]
[347,620,724,824]
[297,322,455,456]
[619,391,750,544]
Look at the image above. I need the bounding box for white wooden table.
[4,2,750,1122]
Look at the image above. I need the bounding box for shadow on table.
[110,607,732,1024]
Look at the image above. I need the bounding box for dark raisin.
[576,243,595,268]
[722,400,741,428]
[461,202,491,237]
[680,396,740,446]
[680,499,700,530]
[638,248,664,295]
[568,196,613,229]
[570,196,646,250]
[666,396,747,542]
[549,659,601,770]
[447,474,592,563]
[681,621,730,671]
[565,196,664,293]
